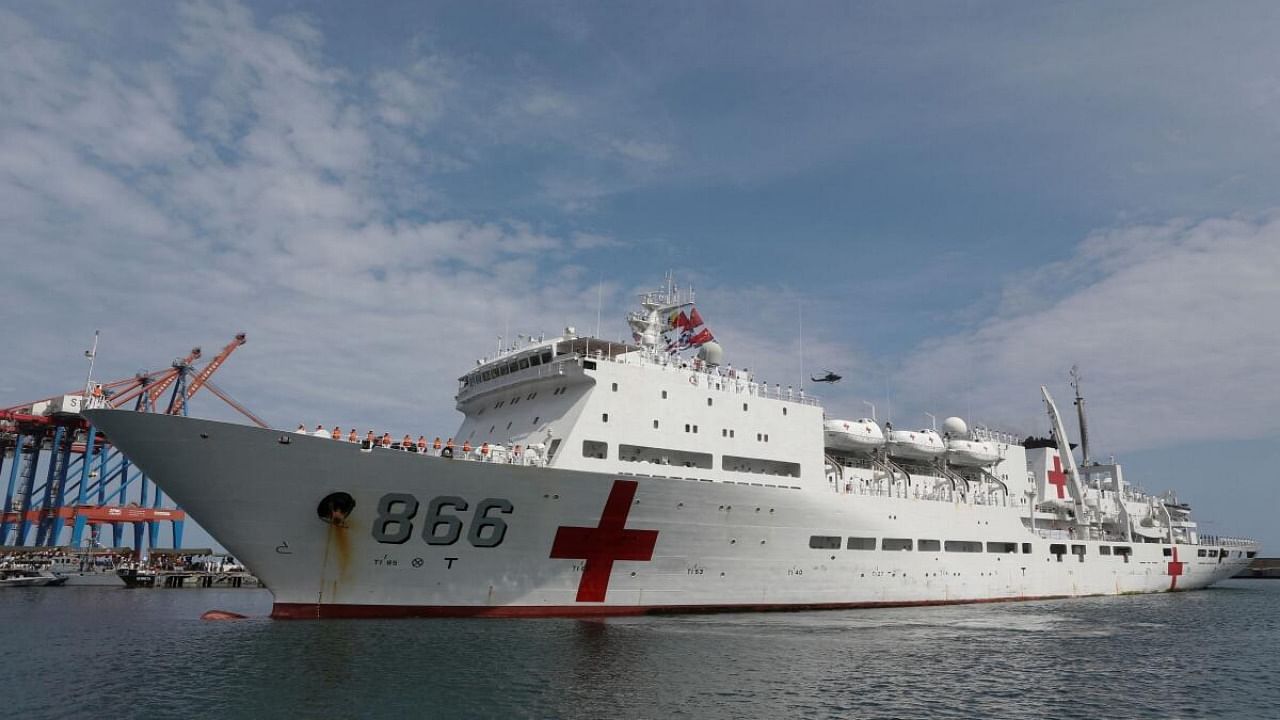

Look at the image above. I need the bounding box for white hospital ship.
[86,279,1258,618]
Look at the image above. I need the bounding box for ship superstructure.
[84,278,1258,618]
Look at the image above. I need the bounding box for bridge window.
[602,413,608,423]
[882,538,912,551]
[1100,546,1112,556]
[809,536,842,550]
[945,541,982,553]
[618,444,712,469]
[582,360,597,370]
[986,542,1017,554]
[723,454,800,478]
[1071,544,1086,562]
[918,539,941,552]
[612,382,618,392]
[707,397,713,406]
[847,537,876,550]
[662,390,668,399]
[1022,543,1032,554]
[743,403,748,411]
[1050,543,1066,561]
[653,420,659,429]
[1197,549,1207,557]
[1162,548,1172,557]
[582,440,607,459]
[519,358,530,370]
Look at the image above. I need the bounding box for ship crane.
[1040,386,1089,532]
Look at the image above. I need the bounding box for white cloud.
[0,1,641,438]
[610,138,672,164]
[894,214,1280,454]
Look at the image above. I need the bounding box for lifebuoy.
[441,447,454,459]
[688,376,698,386]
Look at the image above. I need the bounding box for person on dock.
[401,434,413,451]
[295,423,308,434]
[331,426,342,440]
[313,424,329,438]
[364,430,375,449]
[347,429,358,443]
[416,435,427,453]
[380,432,392,448]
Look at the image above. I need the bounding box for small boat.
[0,568,58,588]
[886,428,946,461]
[946,439,1000,467]
[823,418,885,454]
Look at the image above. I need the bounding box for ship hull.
[85,411,1255,618]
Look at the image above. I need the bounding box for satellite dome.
[942,416,968,437]
[697,341,724,367]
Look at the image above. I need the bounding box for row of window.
[807,536,1149,558]
[582,441,800,477]
[466,350,555,386]
[600,414,770,444]
[809,536,1033,553]
[614,385,794,418]
[482,386,570,414]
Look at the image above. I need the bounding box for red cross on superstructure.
[1047,455,1068,500]
[1167,547,1186,590]
[550,479,659,603]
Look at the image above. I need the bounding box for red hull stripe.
[271,594,1083,620]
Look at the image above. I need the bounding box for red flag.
[688,328,714,346]
[689,307,704,328]
[675,311,692,330]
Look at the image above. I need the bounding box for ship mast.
[1069,364,1091,465]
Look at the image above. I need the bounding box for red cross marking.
[1167,547,1186,590]
[1047,455,1068,499]
[550,479,659,603]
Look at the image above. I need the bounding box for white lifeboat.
[886,429,946,461]
[946,439,1000,467]
[823,419,885,455]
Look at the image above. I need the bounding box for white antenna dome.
[942,416,968,437]
[697,341,724,366]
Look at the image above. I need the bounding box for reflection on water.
[5,583,1280,719]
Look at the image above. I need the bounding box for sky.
[2,1,1278,551]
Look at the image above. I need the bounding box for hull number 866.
[371,494,513,548]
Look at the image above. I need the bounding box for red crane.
[169,333,247,417]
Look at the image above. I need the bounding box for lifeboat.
[946,439,1000,467]
[886,429,946,461]
[822,419,885,455]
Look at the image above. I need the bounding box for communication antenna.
[596,278,603,338]
[83,330,100,396]
[798,301,804,394]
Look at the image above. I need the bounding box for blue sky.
[2,1,1278,550]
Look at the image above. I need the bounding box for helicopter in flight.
[810,369,842,383]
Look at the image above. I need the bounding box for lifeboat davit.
[946,439,1000,467]
[823,419,885,455]
[886,429,946,461]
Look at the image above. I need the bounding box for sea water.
[4,580,1278,719]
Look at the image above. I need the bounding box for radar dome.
[697,341,724,367]
[942,416,968,437]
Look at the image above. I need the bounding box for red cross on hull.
[1047,455,1068,499]
[1167,547,1186,590]
[550,479,659,603]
